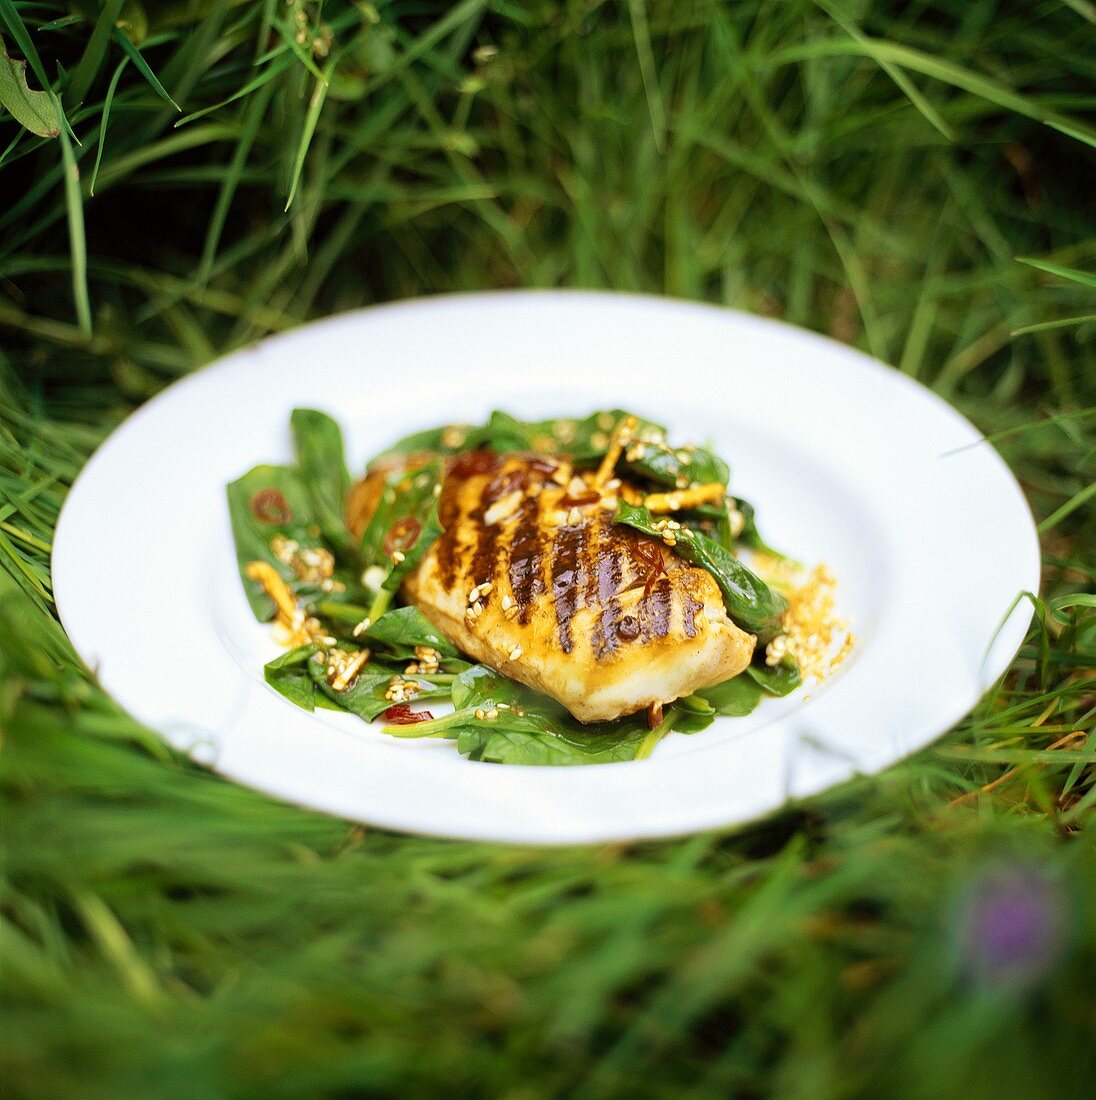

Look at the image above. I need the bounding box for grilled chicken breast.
[349,452,755,722]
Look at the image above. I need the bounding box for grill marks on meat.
[550,519,588,654]
[508,494,545,625]
[394,453,757,722]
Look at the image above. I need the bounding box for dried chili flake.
[250,487,291,525]
[384,704,435,724]
[383,516,423,555]
[448,449,501,478]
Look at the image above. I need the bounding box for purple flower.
[956,864,1070,989]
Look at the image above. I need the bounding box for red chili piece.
[384,516,423,555]
[250,487,292,525]
[484,468,526,502]
[630,539,667,598]
[448,450,501,478]
[384,704,435,724]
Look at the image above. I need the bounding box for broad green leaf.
[290,408,352,550]
[0,35,57,137]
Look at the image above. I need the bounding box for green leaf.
[65,0,126,108]
[56,99,91,336]
[290,408,352,551]
[361,606,461,659]
[308,648,449,721]
[1016,256,1096,290]
[613,500,788,642]
[225,464,325,621]
[112,26,180,111]
[357,458,444,592]
[746,658,802,697]
[285,63,332,211]
[0,34,58,137]
[90,57,128,196]
[264,645,319,711]
[0,1,53,101]
[697,676,766,717]
[445,665,662,765]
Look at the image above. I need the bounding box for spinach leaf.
[746,657,802,697]
[373,423,469,461]
[226,464,323,621]
[263,644,335,711]
[625,441,729,491]
[290,408,352,551]
[613,500,788,642]
[697,675,766,716]
[357,458,444,593]
[733,497,785,557]
[464,410,540,452]
[542,409,729,489]
[670,693,718,734]
[405,665,680,765]
[307,648,451,721]
[361,606,461,659]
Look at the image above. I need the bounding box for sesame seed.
[391,550,405,564]
[567,507,582,527]
[501,594,514,610]
[509,645,523,661]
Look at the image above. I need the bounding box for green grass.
[2,1,1095,1095]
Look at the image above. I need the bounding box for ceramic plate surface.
[53,292,1040,844]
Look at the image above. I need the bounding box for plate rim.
[52,289,1041,844]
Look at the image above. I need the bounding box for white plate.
[53,292,1040,844]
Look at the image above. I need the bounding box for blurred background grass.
[2,1,1095,1096]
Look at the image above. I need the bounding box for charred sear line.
[508,495,545,624]
[682,589,702,638]
[639,574,673,641]
[435,479,465,589]
[468,481,503,603]
[551,520,587,653]
[591,541,625,659]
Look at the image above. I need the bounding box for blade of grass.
[174,51,293,126]
[1012,314,1096,336]
[1017,257,1096,290]
[627,0,667,154]
[285,61,332,211]
[199,78,273,279]
[89,56,127,196]
[111,28,180,112]
[54,95,90,336]
[65,0,125,108]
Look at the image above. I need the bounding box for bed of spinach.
[228,408,801,765]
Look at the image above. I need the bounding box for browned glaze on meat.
[349,452,755,722]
